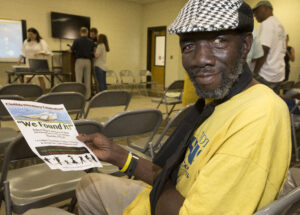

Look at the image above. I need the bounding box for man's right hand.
[77,133,128,168]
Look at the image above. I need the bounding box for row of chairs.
[0,104,193,214]
[106,69,156,93]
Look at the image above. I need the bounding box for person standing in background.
[284,34,295,81]
[252,1,286,93]
[90,28,98,47]
[94,34,109,92]
[18,27,52,91]
[71,27,94,100]
[246,29,264,71]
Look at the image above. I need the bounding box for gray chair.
[106,70,120,89]
[0,95,24,150]
[119,70,137,91]
[1,135,86,215]
[73,119,119,175]
[102,109,162,159]
[0,84,43,99]
[291,113,300,162]
[152,80,184,119]
[128,104,193,155]
[36,92,85,119]
[278,81,295,92]
[253,186,300,215]
[137,70,158,96]
[84,90,131,123]
[49,82,87,97]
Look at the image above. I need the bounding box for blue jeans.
[95,66,107,92]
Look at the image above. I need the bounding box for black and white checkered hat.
[168,0,253,34]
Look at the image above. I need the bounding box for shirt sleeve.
[21,40,26,57]
[252,30,264,60]
[258,21,273,48]
[40,39,52,55]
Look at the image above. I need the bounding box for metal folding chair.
[254,186,300,215]
[73,119,120,175]
[106,70,120,89]
[0,135,86,215]
[84,90,131,123]
[102,109,162,159]
[119,70,137,92]
[152,80,184,119]
[0,84,43,100]
[36,92,85,119]
[49,82,87,97]
[0,95,24,150]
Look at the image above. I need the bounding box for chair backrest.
[73,119,103,134]
[293,81,300,89]
[165,80,184,92]
[279,81,295,91]
[106,70,119,85]
[0,95,25,121]
[49,82,86,97]
[102,109,162,152]
[153,104,193,150]
[0,135,37,184]
[253,186,300,215]
[0,84,43,99]
[36,92,85,118]
[119,70,136,84]
[84,90,131,119]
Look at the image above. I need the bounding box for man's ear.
[241,32,253,60]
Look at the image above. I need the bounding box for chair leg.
[291,114,299,161]
[67,196,77,212]
[3,181,12,215]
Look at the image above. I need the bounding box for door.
[147,26,166,91]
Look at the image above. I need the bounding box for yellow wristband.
[120,152,133,173]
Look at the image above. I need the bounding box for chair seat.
[0,128,19,146]
[129,135,169,152]
[151,97,182,105]
[8,163,86,212]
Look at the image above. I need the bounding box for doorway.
[147,26,166,91]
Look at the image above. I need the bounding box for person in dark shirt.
[284,34,295,81]
[71,27,94,99]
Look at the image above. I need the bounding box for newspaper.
[1,99,102,171]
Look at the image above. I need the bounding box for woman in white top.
[94,34,109,92]
[18,27,52,90]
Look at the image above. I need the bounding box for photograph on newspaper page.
[1,99,102,171]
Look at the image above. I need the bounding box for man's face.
[254,6,267,23]
[180,31,248,99]
[90,32,97,39]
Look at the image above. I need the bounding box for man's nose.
[192,42,215,67]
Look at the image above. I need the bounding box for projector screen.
[0,19,23,62]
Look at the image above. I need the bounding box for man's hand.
[77,133,128,167]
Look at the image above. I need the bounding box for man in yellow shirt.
[25,0,291,215]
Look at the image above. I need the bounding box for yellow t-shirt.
[124,84,291,215]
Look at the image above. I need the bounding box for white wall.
[142,0,187,87]
[0,0,143,86]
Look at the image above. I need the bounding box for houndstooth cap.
[168,0,253,34]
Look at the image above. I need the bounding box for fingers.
[77,133,102,143]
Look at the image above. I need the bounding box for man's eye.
[213,38,226,48]
[182,44,194,53]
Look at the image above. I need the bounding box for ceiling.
[124,0,165,5]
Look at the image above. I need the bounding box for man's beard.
[188,53,244,100]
